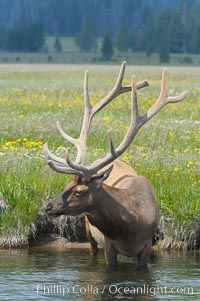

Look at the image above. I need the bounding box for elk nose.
[45,203,53,213]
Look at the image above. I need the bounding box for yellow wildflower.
[18,114,25,119]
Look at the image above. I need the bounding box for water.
[0,247,199,301]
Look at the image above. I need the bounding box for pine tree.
[4,23,44,52]
[158,43,170,63]
[142,8,157,57]
[54,36,62,52]
[170,12,185,53]
[129,28,144,52]
[75,13,97,52]
[185,4,200,54]
[115,21,129,51]
[156,8,171,63]
[101,35,114,61]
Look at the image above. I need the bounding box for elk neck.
[86,184,137,240]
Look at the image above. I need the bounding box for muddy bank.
[0,199,200,250]
[30,233,91,249]
[1,226,199,250]
[156,215,200,250]
[0,212,87,248]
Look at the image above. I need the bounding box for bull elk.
[44,62,188,268]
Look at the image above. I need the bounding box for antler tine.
[90,61,150,120]
[147,69,188,120]
[54,70,91,166]
[63,69,188,180]
[47,160,83,176]
[77,61,130,164]
[66,152,92,178]
[83,70,91,109]
[44,143,84,176]
[54,61,149,165]
[44,143,66,164]
[44,62,156,178]
[90,61,126,118]
[131,76,140,125]
[56,121,76,145]
[77,70,92,164]
[107,129,117,156]
[114,76,140,155]
[65,76,141,180]
[56,121,84,165]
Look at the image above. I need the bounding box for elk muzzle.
[45,201,53,213]
[45,194,64,216]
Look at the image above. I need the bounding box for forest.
[0,0,200,62]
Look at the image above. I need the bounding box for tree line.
[75,4,200,62]
[0,23,44,52]
[0,1,200,63]
[0,0,178,36]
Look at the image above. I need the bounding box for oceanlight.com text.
[36,283,194,297]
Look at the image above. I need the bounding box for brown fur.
[46,159,159,268]
[44,66,187,268]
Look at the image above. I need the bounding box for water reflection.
[85,265,159,301]
[0,248,199,301]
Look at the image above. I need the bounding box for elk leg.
[85,216,98,256]
[104,238,117,266]
[137,242,152,270]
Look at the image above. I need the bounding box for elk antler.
[44,64,188,180]
[44,61,149,176]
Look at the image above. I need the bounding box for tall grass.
[0,64,199,247]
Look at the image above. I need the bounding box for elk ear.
[92,165,113,188]
[74,176,79,184]
[74,175,84,184]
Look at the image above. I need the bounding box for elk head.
[44,62,188,217]
[45,165,113,216]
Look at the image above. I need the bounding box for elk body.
[44,62,188,268]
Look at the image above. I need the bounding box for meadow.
[0,64,199,248]
[1,36,200,66]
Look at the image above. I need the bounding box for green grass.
[0,36,200,65]
[0,64,199,247]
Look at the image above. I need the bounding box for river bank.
[0,207,199,251]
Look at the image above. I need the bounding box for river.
[0,247,199,301]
